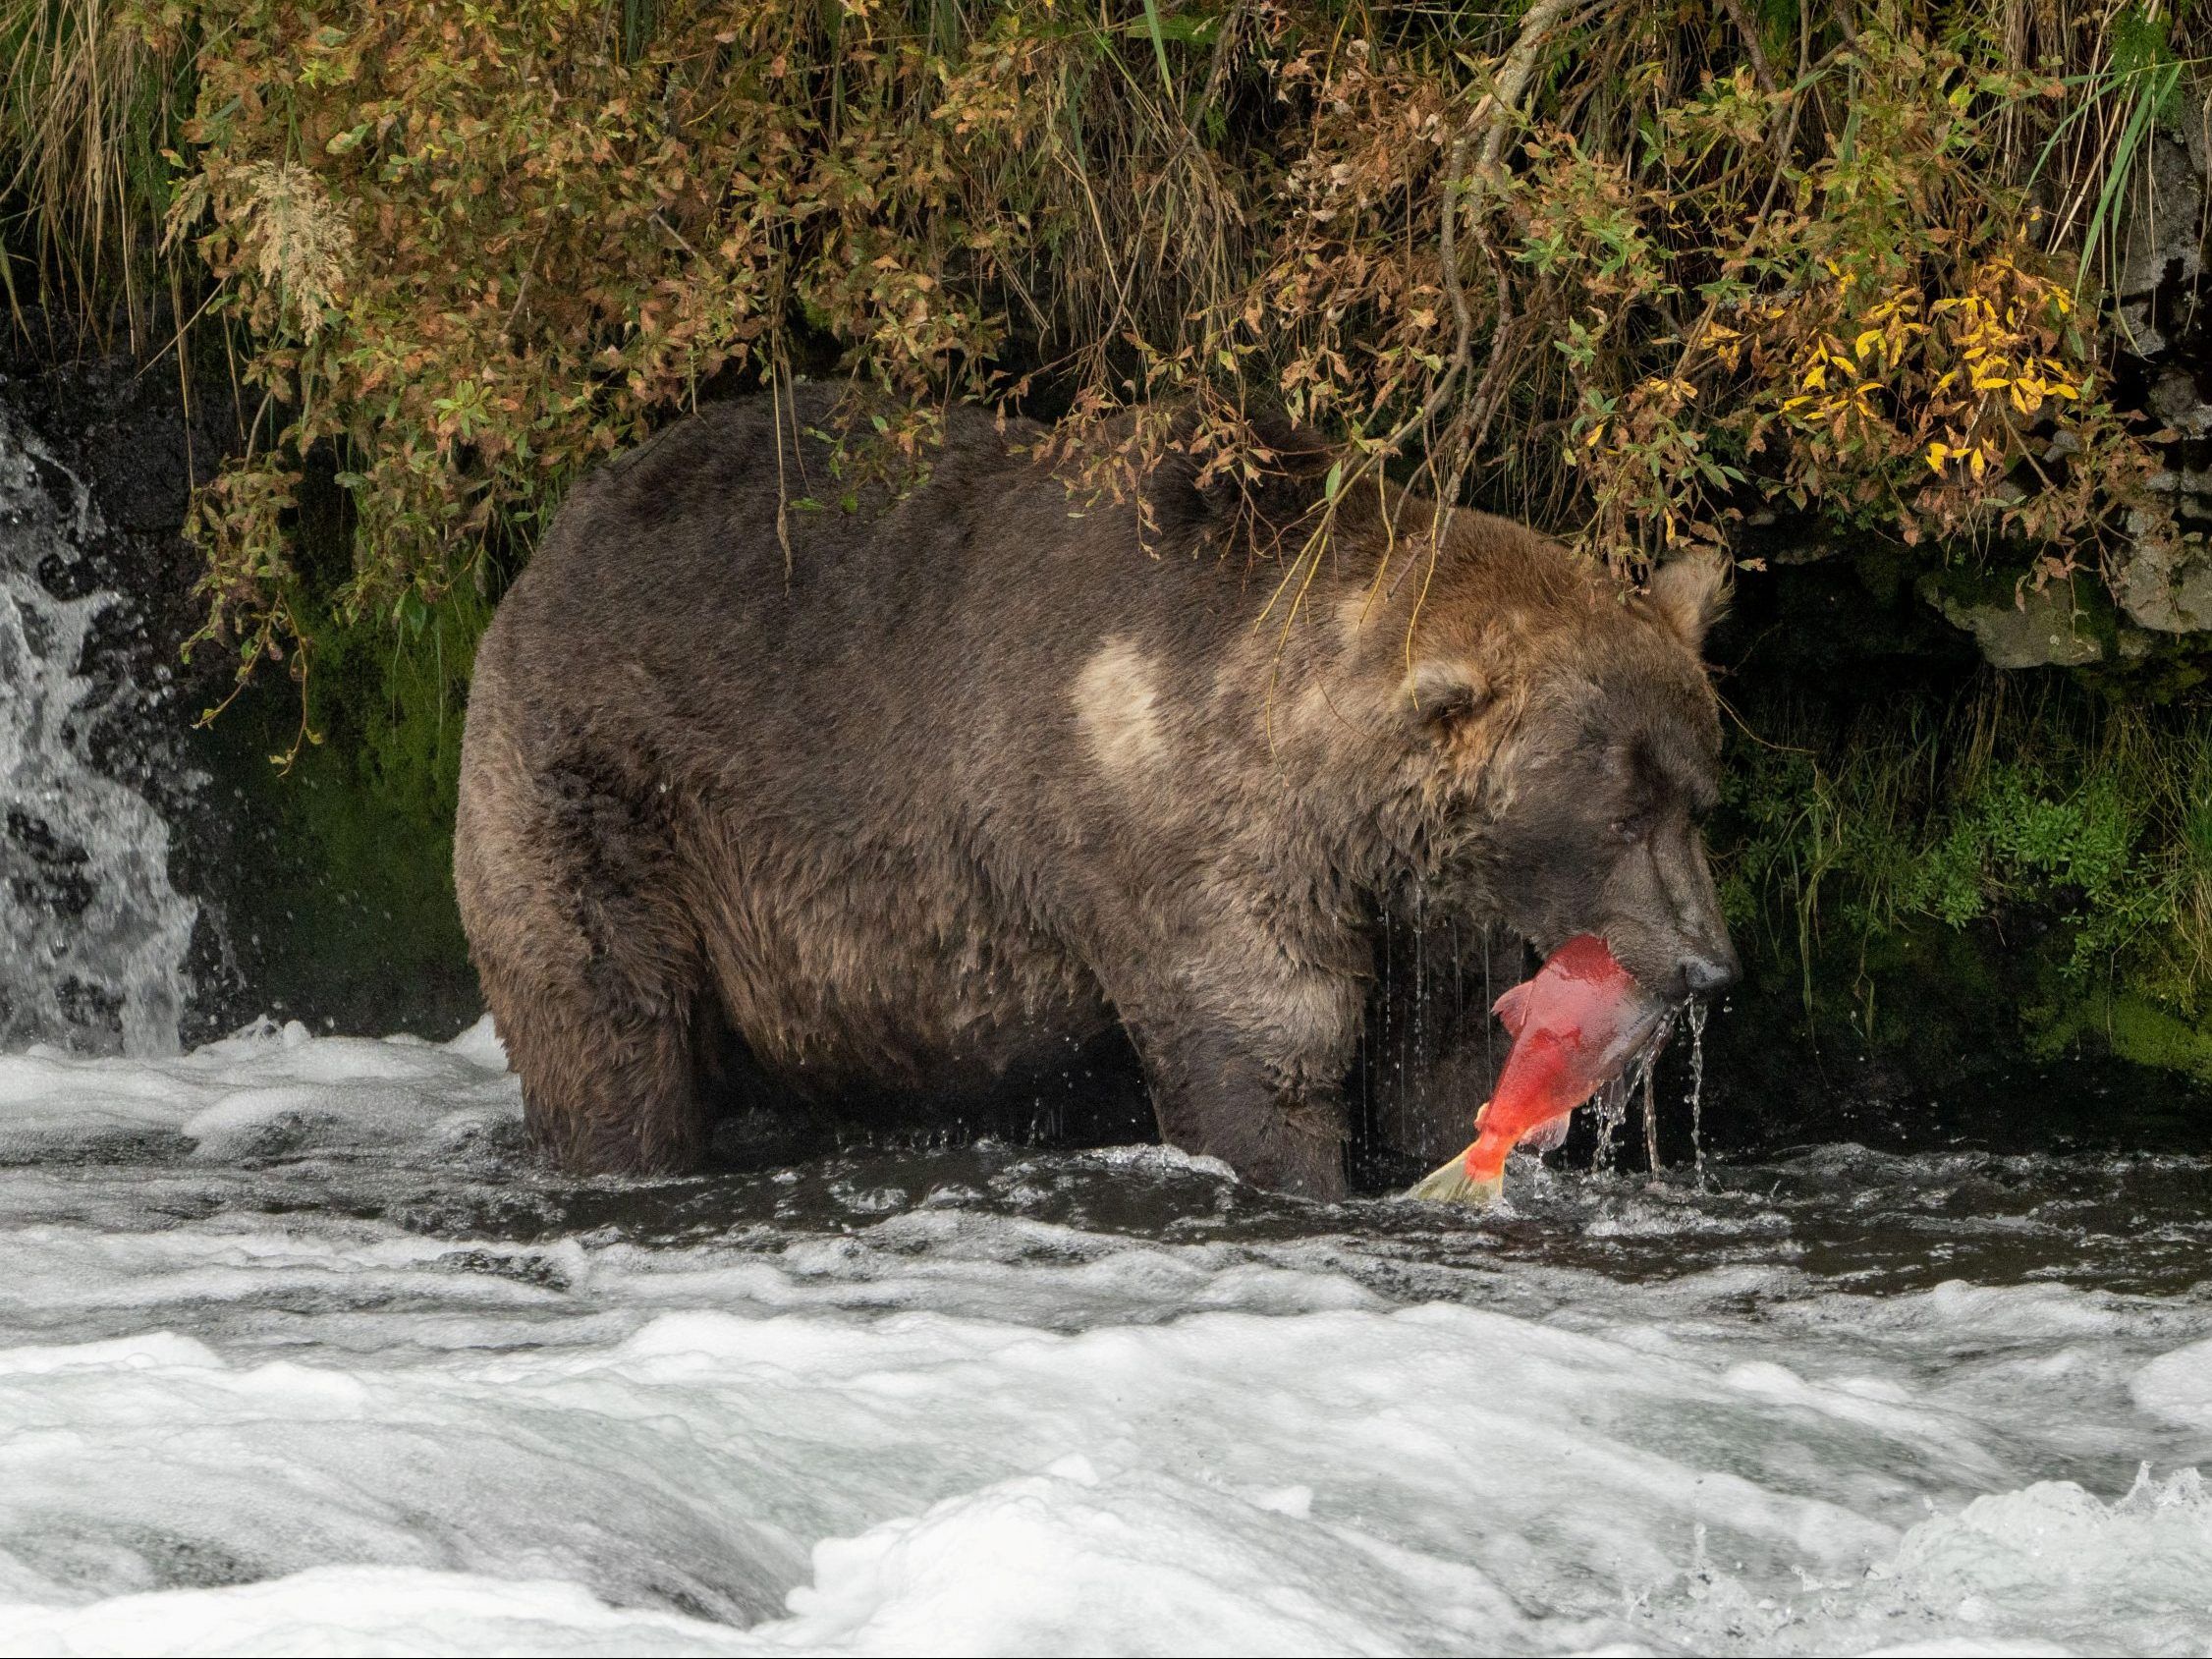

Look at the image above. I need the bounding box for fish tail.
[1404,1145,1505,1207]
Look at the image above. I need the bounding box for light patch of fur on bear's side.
[1075,636,1168,776]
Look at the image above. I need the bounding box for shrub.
[1,0,2196,691]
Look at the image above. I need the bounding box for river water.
[0,1019,2206,1657]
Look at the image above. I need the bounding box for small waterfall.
[0,405,195,1054]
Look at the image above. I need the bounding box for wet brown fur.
[455,388,1736,1195]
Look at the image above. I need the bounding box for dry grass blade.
[0,0,190,347]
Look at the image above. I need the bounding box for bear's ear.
[1645,553,1731,655]
[1405,657,1488,736]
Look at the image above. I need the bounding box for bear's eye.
[1611,810,1655,844]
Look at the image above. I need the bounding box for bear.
[454,386,1738,1197]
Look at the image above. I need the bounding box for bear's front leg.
[1114,979,1356,1199]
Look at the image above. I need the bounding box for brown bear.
[454,386,1737,1196]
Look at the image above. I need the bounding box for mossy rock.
[1916,566,2111,668]
[2029,989,2212,1085]
[186,602,483,1041]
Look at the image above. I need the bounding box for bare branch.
[1719,0,1779,95]
[1477,0,1603,171]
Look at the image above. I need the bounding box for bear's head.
[1150,415,1738,1007]
[1376,515,1739,1007]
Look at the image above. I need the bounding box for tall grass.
[0,0,192,348]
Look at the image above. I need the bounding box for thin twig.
[1478,0,1602,171]
[1388,0,1611,467]
[1456,212,1521,460]
[1719,0,1779,94]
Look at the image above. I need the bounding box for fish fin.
[1404,1148,1505,1207]
[1493,980,1533,1037]
[1521,1113,1571,1153]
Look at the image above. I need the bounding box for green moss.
[2029,991,2212,1084]
[189,586,485,1036]
[1715,675,2212,1081]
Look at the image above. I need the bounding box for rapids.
[0,1020,2206,1656]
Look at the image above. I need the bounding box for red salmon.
[1408,934,1665,1205]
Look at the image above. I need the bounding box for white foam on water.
[0,1023,2208,1656]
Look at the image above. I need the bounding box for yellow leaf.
[1926,442,1952,472]
[1854,328,1884,359]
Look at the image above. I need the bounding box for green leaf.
[1138,0,1177,103]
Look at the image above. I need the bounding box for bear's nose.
[1680,952,1737,998]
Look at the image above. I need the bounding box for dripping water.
[1640,1067,1661,1180]
[1686,999,1709,1189]
[0,406,195,1054]
[1587,1072,1631,1172]
[1594,1013,1677,1176]
[1410,886,1427,1145]
[1480,927,1493,1084]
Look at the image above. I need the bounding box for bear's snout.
[1675,943,1740,1001]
